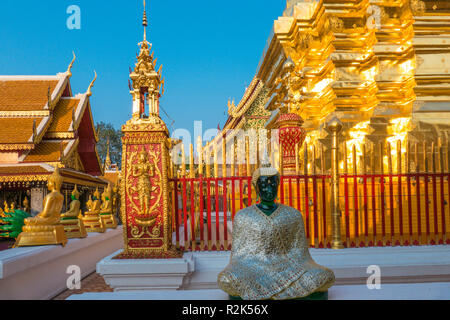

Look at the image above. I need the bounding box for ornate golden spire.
[128,0,164,119]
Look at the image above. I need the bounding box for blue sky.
[0,0,285,134]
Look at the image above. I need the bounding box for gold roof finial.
[67,51,76,77]
[86,71,97,97]
[143,0,148,42]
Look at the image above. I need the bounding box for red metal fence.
[170,140,450,251]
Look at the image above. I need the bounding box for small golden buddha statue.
[86,195,93,211]
[60,185,87,239]
[82,188,106,233]
[3,201,9,214]
[22,197,30,213]
[112,185,119,211]
[14,167,68,247]
[100,184,118,229]
[218,164,335,300]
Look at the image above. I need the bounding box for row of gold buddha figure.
[14,167,118,247]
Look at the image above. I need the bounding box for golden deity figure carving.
[82,188,106,233]
[14,167,68,247]
[112,184,120,215]
[22,197,30,213]
[100,184,118,229]
[3,201,9,214]
[218,164,335,300]
[60,185,87,239]
[132,150,155,215]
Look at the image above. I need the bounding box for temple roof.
[0,117,45,147]
[46,98,80,134]
[23,140,70,163]
[0,163,108,187]
[0,79,60,111]
[0,67,103,177]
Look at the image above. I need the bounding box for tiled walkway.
[53,273,113,300]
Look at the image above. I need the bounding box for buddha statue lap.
[14,167,68,247]
[100,184,118,229]
[60,185,87,239]
[82,188,106,233]
[218,164,335,300]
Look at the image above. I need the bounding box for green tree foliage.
[96,122,122,167]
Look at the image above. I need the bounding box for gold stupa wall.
[253,0,450,161]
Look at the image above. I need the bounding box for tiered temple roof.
[0,59,105,187]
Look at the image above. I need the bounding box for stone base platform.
[0,228,123,300]
[96,245,450,294]
[67,282,450,300]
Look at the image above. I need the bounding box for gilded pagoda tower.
[208,0,450,175]
[119,1,180,258]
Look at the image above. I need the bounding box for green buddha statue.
[218,164,335,300]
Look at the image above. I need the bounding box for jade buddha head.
[252,164,280,215]
[256,175,280,203]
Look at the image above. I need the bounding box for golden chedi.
[100,184,118,229]
[82,188,106,233]
[14,167,68,247]
[60,185,87,239]
[218,164,335,300]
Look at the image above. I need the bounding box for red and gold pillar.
[276,113,307,175]
[119,120,181,258]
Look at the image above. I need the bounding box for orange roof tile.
[47,98,79,134]
[0,80,59,111]
[0,117,45,145]
[0,165,51,175]
[23,141,69,163]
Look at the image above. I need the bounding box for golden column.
[326,117,345,249]
[118,1,181,259]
